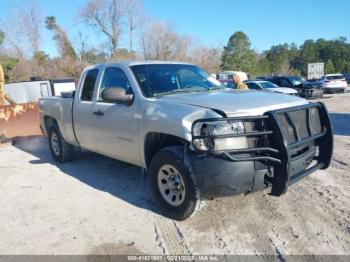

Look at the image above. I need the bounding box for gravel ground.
[0,93,349,257]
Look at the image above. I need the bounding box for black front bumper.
[191,102,333,198]
[300,88,324,99]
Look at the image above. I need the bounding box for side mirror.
[101,87,133,105]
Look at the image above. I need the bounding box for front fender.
[138,100,222,168]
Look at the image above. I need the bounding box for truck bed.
[39,96,77,145]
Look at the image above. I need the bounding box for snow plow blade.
[0,102,42,142]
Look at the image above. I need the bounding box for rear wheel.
[48,125,73,163]
[149,146,200,220]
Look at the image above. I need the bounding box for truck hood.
[160,90,308,117]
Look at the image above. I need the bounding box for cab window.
[279,78,291,87]
[81,69,99,101]
[247,82,260,90]
[99,67,132,102]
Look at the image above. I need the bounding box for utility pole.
[0,64,4,105]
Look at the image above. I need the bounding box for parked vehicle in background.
[343,73,350,86]
[244,80,299,96]
[257,75,323,99]
[302,79,324,95]
[319,74,347,93]
[39,61,333,220]
[1,79,75,140]
[307,63,324,80]
[4,79,75,104]
[218,71,248,87]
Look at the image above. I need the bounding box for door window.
[98,67,132,102]
[40,83,49,96]
[246,82,260,90]
[81,69,99,101]
[279,78,291,87]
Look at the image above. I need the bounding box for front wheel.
[48,125,73,163]
[149,146,200,220]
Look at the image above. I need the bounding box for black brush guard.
[191,102,333,195]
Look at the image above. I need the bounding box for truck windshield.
[326,75,344,80]
[259,81,278,89]
[131,64,224,97]
[288,76,304,86]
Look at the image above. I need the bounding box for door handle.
[93,110,104,116]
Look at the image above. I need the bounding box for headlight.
[192,120,247,151]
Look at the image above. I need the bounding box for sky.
[0,0,349,57]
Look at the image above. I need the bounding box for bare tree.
[190,45,222,73]
[2,1,42,57]
[1,15,25,57]
[77,31,89,61]
[80,0,128,58]
[126,0,142,56]
[1,1,43,76]
[141,21,192,61]
[22,6,41,59]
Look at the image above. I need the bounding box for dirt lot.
[0,93,349,257]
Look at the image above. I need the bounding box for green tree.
[0,30,4,46]
[45,16,83,78]
[266,44,291,74]
[34,51,49,67]
[45,16,77,60]
[221,31,258,74]
[81,49,109,64]
[325,59,335,74]
[257,56,272,76]
[0,55,19,82]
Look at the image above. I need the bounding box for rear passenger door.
[73,68,100,150]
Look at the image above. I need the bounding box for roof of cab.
[245,80,268,83]
[324,73,344,77]
[89,60,195,69]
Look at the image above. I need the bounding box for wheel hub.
[51,133,60,156]
[157,164,186,206]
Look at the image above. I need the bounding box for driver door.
[89,66,139,165]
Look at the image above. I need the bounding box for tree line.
[0,0,349,83]
[221,31,350,77]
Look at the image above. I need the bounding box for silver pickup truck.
[39,61,333,220]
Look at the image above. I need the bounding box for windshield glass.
[288,76,303,85]
[259,81,278,88]
[131,64,224,97]
[326,75,344,80]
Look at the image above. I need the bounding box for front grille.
[244,120,271,170]
[275,107,322,145]
[244,119,269,148]
[191,102,330,168]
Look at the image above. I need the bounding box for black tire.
[48,125,73,163]
[149,146,200,220]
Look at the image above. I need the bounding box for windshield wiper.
[155,87,208,97]
[208,86,225,91]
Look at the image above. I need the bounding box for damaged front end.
[190,102,333,198]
